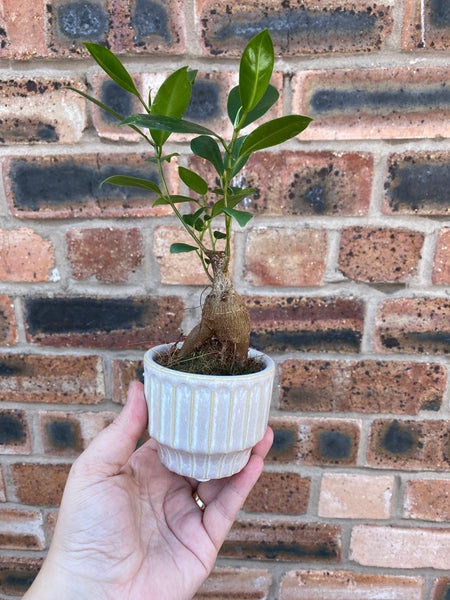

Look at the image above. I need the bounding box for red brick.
[280,359,446,414]
[197,0,393,56]
[67,227,144,283]
[244,227,327,287]
[190,151,373,217]
[23,296,184,349]
[403,0,450,50]
[374,297,450,354]
[112,358,143,405]
[339,227,424,283]
[0,227,54,282]
[432,578,450,600]
[0,556,43,597]
[351,525,450,569]
[195,567,272,599]
[0,0,47,60]
[383,152,450,215]
[0,354,104,404]
[404,479,450,522]
[433,228,450,284]
[0,295,16,346]
[319,473,394,519]
[221,519,341,563]
[0,467,5,502]
[3,153,174,219]
[0,509,45,550]
[40,410,115,457]
[293,67,450,140]
[280,570,424,600]
[0,78,86,144]
[246,296,364,353]
[0,409,30,455]
[368,419,450,470]
[10,463,71,506]
[243,472,311,514]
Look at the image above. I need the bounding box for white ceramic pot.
[143,344,275,481]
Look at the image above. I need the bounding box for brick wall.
[0,0,449,598]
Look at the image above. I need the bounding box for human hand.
[25,381,273,600]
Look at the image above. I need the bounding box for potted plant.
[70,30,311,480]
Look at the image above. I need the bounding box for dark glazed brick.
[384,152,450,215]
[311,423,360,465]
[246,296,364,353]
[0,557,43,596]
[198,0,393,55]
[100,80,134,122]
[45,419,81,451]
[185,79,220,121]
[431,0,450,25]
[432,579,450,600]
[0,410,27,445]
[319,430,352,460]
[403,0,450,50]
[267,420,299,464]
[132,0,171,44]
[56,1,108,41]
[23,296,183,348]
[380,420,420,455]
[222,519,341,562]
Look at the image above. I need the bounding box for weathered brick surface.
[10,462,71,506]
[403,0,450,50]
[244,227,327,287]
[374,298,450,354]
[368,419,450,470]
[0,227,54,281]
[112,359,144,405]
[221,519,341,563]
[0,295,16,346]
[197,0,393,56]
[195,567,272,600]
[0,0,47,60]
[384,152,450,215]
[0,354,104,404]
[67,227,144,283]
[0,409,30,454]
[23,296,183,349]
[3,153,174,219]
[0,509,45,550]
[293,68,450,140]
[318,473,394,519]
[40,411,115,457]
[280,570,424,600]
[279,359,446,414]
[432,578,450,600]
[404,479,450,522]
[0,468,5,502]
[0,556,43,597]
[246,296,364,353]
[433,227,450,284]
[339,227,424,283]
[190,151,373,217]
[243,472,310,515]
[351,525,450,569]
[0,78,85,144]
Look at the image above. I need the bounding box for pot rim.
[144,343,275,382]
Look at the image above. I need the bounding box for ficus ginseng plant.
[69,29,312,370]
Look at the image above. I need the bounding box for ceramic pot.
[143,343,275,481]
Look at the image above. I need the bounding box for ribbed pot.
[143,344,275,481]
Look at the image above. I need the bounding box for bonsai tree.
[70,29,311,373]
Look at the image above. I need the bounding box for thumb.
[77,381,148,478]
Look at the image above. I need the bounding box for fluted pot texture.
[144,344,275,481]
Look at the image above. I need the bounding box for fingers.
[76,381,148,478]
[201,427,273,549]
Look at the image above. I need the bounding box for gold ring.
[193,490,206,511]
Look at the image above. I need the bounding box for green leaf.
[178,166,208,195]
[152,194,194,206]
[239,115,313,156]
[183,207,205,226]
[99,175,161,194]
[239,29,274,113]
[228,188,257,207]
[222,207,253,227]
[213,231,227,239]
[121,114,219,137]
[228,84,279,128]
[150,67,192,145]
[170,243,198,253]
[191,135,224,176]
[84,43,140,97]
[146,153,179,164]
[188,70,198,84]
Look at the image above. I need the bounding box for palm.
[44,383,273,600]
